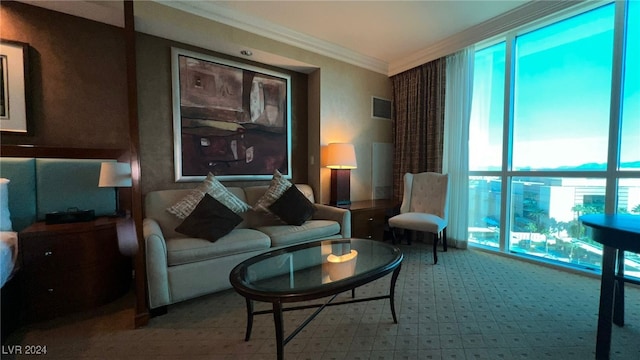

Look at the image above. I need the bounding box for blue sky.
[470,1,639,171]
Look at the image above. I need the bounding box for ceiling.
[20,0,548,75]
[204,1,529,65]
[160,0,534,74]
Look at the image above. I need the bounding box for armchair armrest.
[313,204,351,238]
[143,218,171,309]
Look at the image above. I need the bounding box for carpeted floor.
[4,243,640,359]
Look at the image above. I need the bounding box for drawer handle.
[47,288,54,293]
[368,217,374,221]
[367,235,372,239]
[44,251,53,256]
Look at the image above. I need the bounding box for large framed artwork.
[0,40,30,134]
[171,47,292,182]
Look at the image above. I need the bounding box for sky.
[470,1,639,171]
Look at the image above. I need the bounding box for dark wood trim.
[124,0,149,328]
[0,145,127,161]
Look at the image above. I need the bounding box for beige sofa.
[143,184,350,311]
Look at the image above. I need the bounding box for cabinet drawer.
[21,226,119,270]
[18,218,131,323]
[351,209,386,240]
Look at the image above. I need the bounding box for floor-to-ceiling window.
[468,1,640,277]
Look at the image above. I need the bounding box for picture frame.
[0,40,30,134]
[171,47,292,182]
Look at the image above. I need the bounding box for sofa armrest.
[143,218,171,309]
[313,204,351,238]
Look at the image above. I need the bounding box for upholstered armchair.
[388,172,449,264]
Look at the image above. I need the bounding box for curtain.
[391,58,446,203]
[443,47,474,249]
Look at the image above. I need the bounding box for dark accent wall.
[136,32,309,194]
[0,2,309,196]
[0,1,129,148]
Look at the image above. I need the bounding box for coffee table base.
[243,264,402,360]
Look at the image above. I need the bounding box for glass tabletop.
[229,238,402,300]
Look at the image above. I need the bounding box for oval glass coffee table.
[229,238,403,360]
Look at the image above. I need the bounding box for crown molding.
[155,1,389,75]
[17,0,124,27]
[388,1,585,76]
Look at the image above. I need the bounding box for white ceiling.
[206,1,529,65]
[21,0,576,75]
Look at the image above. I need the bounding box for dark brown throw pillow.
[268,185,316,226]
[175,194,243,242]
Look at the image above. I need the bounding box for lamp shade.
[98,162,132,188]
[326,143,357,169]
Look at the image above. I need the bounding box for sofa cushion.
[166,228,271,266]
[257,220,341,248]
[254,170,291,212]
[268,185,316,226]
[167,172,250,219]
[244,184,317,228]
[175,194,243,242]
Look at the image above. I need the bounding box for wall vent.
[371,96,391,120]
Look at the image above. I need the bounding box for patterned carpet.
[5,242,640,359]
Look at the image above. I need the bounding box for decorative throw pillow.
[175,194,243,242]
[0,178,12,231]
[254,170,292,212]
[168,172,250,219]
[268,185,316,226]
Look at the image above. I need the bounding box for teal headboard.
[0,158,37,231]
[0,157,118,231]
[35,159,116,220]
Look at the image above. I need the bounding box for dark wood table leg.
[389,263,402,324]
[596,245,616,360]
[244,298,254,341]
[273,301,284,360]
[613,250,625,327]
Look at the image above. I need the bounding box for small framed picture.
[0,40,30,134]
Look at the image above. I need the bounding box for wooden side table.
[337,200,397,241]
[19,217,132,322]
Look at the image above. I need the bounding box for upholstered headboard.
[0,146,128,231]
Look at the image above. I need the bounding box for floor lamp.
[326,143,357,206]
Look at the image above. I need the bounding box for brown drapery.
[391,58,446,203]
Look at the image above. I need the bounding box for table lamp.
[326,143,357,206]
[98,162,132,217]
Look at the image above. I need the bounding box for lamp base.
[329,169,351,206]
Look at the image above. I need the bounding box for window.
[470,43,505,172]
[468,176,501,248]
[512,5,614,171]
[620,0,640,170]
[468,1,640,278]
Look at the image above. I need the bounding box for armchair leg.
[443,228,448,252]
[433,232,439,264]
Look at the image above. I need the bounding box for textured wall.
[136,33,309,194]
[134,1,392,203]
[0,2,129,148]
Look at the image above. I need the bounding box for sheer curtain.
[443,47,474,249]
[391,58,446,203]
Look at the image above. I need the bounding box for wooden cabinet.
[19,217,132,322]
[341,200,396,241]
